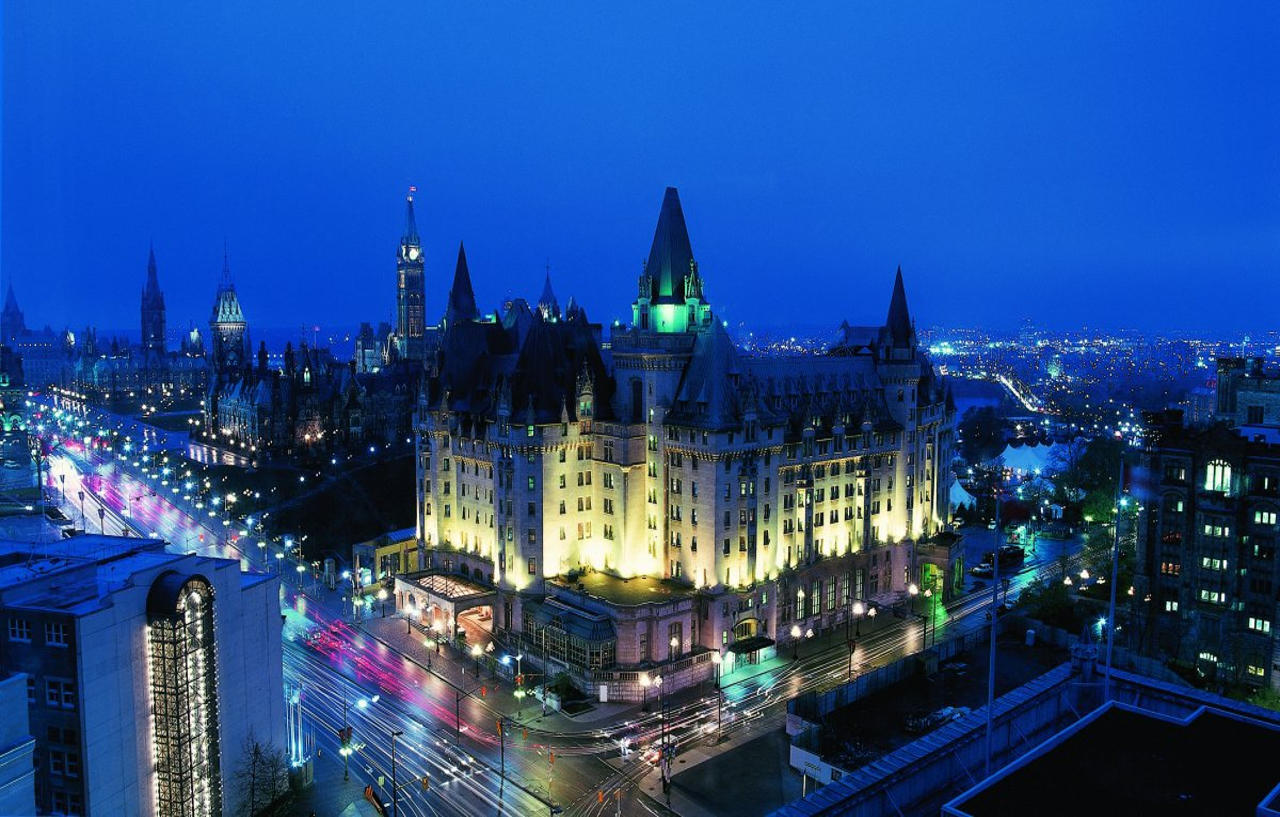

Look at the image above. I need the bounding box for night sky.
[4,2,1277,338]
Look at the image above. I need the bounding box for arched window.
[1205,460,1232,494]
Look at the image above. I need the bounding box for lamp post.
[654,674,669,803]
[640,672,651,712]
[669,635,680,662]
[389,728,404,817]
[853,601,865,637]
[790,624,802,660]
[471,643,482,677]
[867,607,877,634]
[710,652,723,745]
[924,587,935,647]
[77,490,85,531]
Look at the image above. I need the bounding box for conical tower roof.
[643,187,697,305]
[538,266,560,319]
[144,245,163,302]
[886,265,913,345]
[445,242,478,325]
[403,190,420,246]
[211,250,245,325]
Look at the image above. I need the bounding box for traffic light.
[496,719,503,736]
[421,774,430,791]
[481,685,487,698]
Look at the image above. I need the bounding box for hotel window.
[528,558,537,575]
[527,476,536,491]
[45,622,69,647]
[558,449,566,463]
[527,530,536,544]
[826,580,836,610]
[7,617,30,642]
[559,474,566,489]
[528,501,537,517]
[1247,664,1266,678]
[1205,460,1232,493]
[1164,600,1178,612]
[690,536,697,551]
[1256,510,1277,526]
[1249,617,1272,634]
[46,679,76,710]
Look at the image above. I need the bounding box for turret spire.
[643,187,698,305]
[445,242,478,326]
[538,262,560,320]
[886,265,914,345]
[403,186,420,245]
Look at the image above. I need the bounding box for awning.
[728,635,775,654]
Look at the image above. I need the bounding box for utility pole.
[985,478,1002,778]
[390,729,404,817]
[1104,457,1126,702]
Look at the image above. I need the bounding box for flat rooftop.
[551,571,695,606]
[948,704,1280,816]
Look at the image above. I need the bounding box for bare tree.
[231,734,291,816]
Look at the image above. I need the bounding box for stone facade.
[1136,409,1280,691]
[414,188,959,695]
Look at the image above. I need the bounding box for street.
[30,395,1084,816]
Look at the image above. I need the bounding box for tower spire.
[538,262,560,320]
[886,265,914,346]
[403,186,420,245]
[444,242,478,326]
[221,241,232,287]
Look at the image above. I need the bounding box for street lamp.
[790,624,802,660]
[377,587,389,617]
[867,607,877,632]
[640,672,652,712]
[924,587,935,647]
[669,635,680,661]
[389,728,404,817]
[852,601,865,637]
[710,652,723,745]
[471,642,482,677]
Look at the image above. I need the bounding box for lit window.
[1205,460,1232,493]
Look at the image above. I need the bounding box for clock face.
[408,247,420,261]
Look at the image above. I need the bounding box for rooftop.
[947,703,1280,817]
[550,571,696,607]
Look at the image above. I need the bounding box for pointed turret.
[643,187,697,305]
[538,266,560,320]
[1,283,24,341]
[141,244,167,354]
[886,266,914,346]
[444,242,479,326]
[402,190,420,246]
[145,245,161,295]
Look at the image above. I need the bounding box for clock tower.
[396,188,427,362]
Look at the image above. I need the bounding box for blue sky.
[3,2,1277,337]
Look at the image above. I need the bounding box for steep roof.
[402,192,420,246]
[642,187,699,305]
[143,245,164,305]
[445,242,479,325]
[886,265,913,345]
[211,251,245,326]
[538,269,560,319]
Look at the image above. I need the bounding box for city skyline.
[5,3,1278,335]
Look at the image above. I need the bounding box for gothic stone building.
[407,188,959,699]
[1136,409,1280,691]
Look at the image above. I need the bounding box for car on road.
[969,563,994,578]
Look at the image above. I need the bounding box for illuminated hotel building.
[0,536,283,816]
[410,188,959,698]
